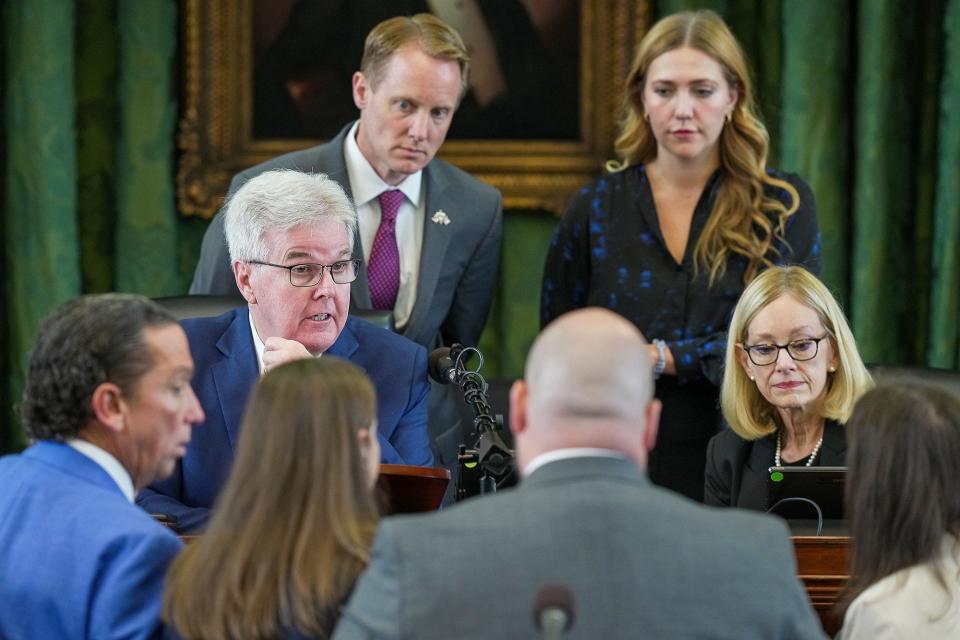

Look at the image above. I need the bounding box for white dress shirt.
[343,121,424,330]
[523,447,629,477]
[67,438,135,502]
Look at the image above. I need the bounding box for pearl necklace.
[775,431,824,467]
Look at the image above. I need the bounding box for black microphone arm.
[428,344,514,488]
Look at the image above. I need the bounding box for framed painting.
[177,0,651,217]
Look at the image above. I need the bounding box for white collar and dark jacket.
[704,419,846,511]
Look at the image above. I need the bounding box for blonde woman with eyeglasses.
[705,266,872,510]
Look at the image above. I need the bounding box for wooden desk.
[792,533,850,635]
[377,464,450,513]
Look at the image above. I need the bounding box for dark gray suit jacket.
[333,456,827,640]
[190,122,503,351]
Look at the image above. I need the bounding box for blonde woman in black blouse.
[542,10,820,501]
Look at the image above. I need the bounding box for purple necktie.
[368,189,403,310]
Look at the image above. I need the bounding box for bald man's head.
[510,308,661,472]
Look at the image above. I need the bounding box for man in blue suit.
[137,170,433,534]
[0,294,205,639]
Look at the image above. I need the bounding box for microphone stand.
[443,348,513,500]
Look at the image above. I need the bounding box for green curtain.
[3,0,960,452]
[929,0,960,367]
[4,0,80,450]
[2,0,203,451]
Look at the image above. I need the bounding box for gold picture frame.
[177,0,650,218]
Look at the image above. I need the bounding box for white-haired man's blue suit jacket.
[137,307,433,534]
[0,441,182,639]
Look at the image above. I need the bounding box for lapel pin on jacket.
[431,210,451,225]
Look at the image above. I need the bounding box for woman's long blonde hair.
[611,10,800,284]
[163,357,380,639]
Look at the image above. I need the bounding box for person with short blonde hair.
[164,357,381,639]
[705,265,873,509]
[721,266,873,439]
[360,13,470,98]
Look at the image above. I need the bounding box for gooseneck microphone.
[532,584,576,640]
[427,344,462,385]
[428,344,513,496]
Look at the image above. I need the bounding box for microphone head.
[427,347,454,384]
[532,584,575,632]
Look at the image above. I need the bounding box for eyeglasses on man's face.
[741,335,829,366]
[248,259,361,287]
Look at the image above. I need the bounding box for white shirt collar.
[249,310,267,375]
[523,448,628,478]
[344,121,422,207]
[67,438,135,502]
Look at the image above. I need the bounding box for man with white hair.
[333,308,826,639]
[137,170,432,534]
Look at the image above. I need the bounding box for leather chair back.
[153,294,396,332]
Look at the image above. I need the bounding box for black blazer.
[704,420,845,511]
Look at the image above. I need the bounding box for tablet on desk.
[766,466,846,520]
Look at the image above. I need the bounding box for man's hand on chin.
[262,337,314,372]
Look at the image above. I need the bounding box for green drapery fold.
[4,0,80,445]
[77,0,118,294]
[929,0,960,366]
[778,1,852,299]
[851,1,925,364]
[115,0,179,295]
[2,0,190,449]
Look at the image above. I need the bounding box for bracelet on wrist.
[653,339,667,380]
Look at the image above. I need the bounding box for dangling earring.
[725,111,732,124]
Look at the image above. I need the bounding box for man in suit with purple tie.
[137,170,433,533]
